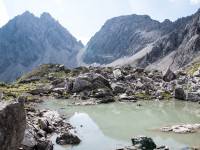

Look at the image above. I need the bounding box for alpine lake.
[38,99,200,150]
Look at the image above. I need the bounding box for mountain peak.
[40,12,54,21]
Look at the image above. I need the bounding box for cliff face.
[82,14,162,65]
[138,11,200,71]
[82,9,200,71]
[0,11,83,83]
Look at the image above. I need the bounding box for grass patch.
[161,92,173,98]
[185,64,200,74]
[136,93,151,98]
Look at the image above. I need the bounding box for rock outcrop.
[0,11,83,83]
[0,97,26,150]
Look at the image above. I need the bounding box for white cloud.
[0,0,9,27]
[190,0,200,4]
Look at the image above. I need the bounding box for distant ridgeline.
[82,9,200,71]
[1,9,200,83]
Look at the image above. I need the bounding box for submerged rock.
[56,132,81,145]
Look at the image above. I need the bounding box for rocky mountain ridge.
[81,9,200,71]
[0,11,83,83]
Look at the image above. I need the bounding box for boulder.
[174,88,186,100]
[0,98,26,150]
[186,92,200,102]
[56,132,81,145]
[93,74,109,86]
[72,76,93,93]
[131,136,157,150]
[111,83,126,94]
[163,68,176,82]
[21,124,37,150]
[113,69,123,80]
[35,139,53,150]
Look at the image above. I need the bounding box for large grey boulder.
[163,68,177,82]
[0,97,26,150]
[111,83,126,94]
[72,76,93,92]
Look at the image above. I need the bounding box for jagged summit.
[0,11,83,83]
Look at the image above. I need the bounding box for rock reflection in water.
[38,99,200,150]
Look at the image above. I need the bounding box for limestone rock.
[0,99,26,150]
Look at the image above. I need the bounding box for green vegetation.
[184,57,200,74]
[92,89,98,94]
[185,64,200,74]
[161,92,173,98]
[136,93,152,98]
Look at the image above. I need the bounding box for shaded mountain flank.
[0,11,83,82]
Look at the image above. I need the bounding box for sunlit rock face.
[0,11,83,83]
[82,9,200,71]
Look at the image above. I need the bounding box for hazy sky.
[0,0,200,45]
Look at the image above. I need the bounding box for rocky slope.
[0,11,83,83]
[1,63,200,104]
[82,9,200,71]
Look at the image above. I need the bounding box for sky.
[0,0,200,45]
